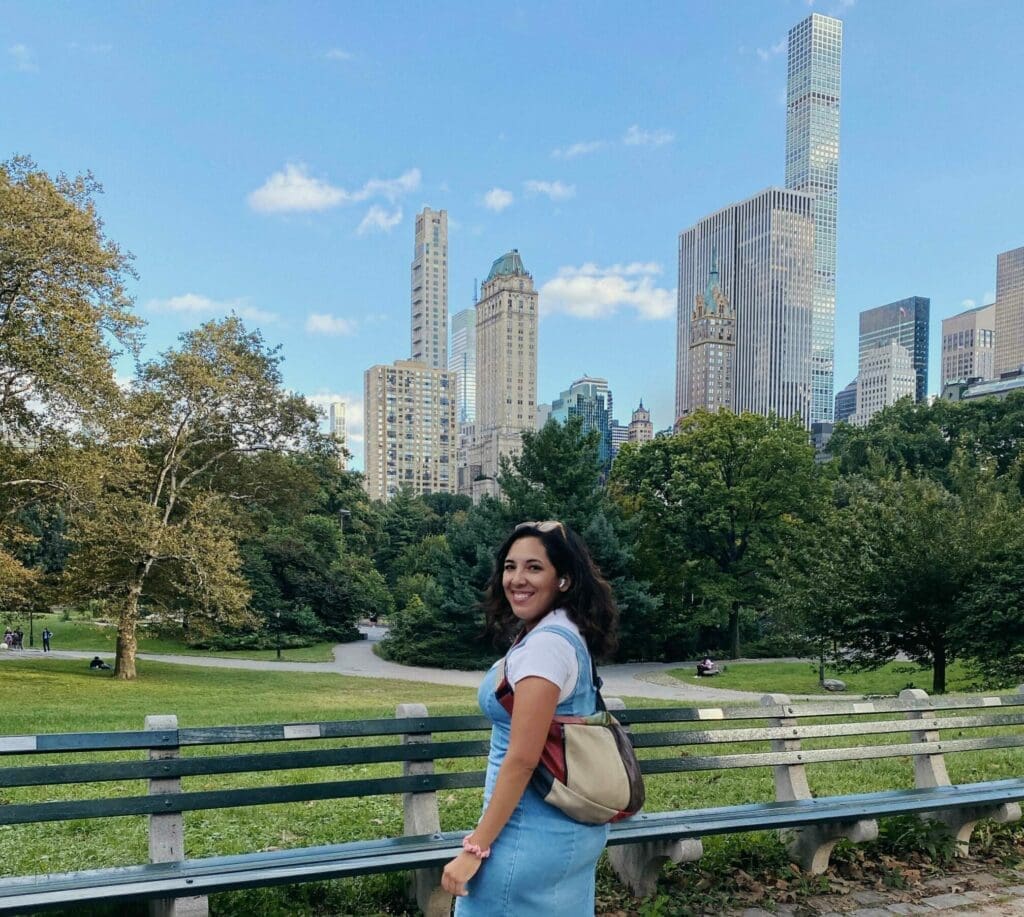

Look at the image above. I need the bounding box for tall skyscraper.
[786,13,843,423]
[610,421,629,461]
[676,188,815,425]
[461,250,538,501]
[550,376,614,467]
[852,341,915,426]
[328,400,347,466]
[448,307,477,424]
[994,245,1024,376]
[410,208,448,370]
[688,253,736,414]
[941,304,995,386]
[834,378,857,424]
[328,401,346,443]
[363,360,456,501]
[628,400,654,443]
[858,297,930,402]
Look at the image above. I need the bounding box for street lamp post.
[275,610,281,661]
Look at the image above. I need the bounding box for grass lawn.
[665,658,985,696]
[1,657,1020,915]
[9,613,338,662]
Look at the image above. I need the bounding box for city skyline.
[6,1,1024,470]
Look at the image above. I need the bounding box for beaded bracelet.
[461,836,491,859]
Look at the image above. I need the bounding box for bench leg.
[921,802,1022,856]
[397,703,453,917]
[782,818,878,874]
[607,838,703,897]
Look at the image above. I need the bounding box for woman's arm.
[441,675,560,897]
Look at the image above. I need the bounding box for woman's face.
[502,535,563,627]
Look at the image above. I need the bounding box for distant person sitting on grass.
[89,656,113,671]
[696,656,719,677]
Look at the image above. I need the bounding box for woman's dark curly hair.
[482,522,619,659]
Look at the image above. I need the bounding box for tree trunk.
[728,603,740,660]
[932,641,947,695]
[114,581,142,680]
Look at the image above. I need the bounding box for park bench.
[1,686,1023,916]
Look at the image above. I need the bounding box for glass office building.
[550,376,614,468]
[677,187,815,426]
[786,13,843,423]
[858,296,930,403]
[448,307,477,424]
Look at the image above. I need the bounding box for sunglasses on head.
[515,520,566,536]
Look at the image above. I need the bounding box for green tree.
[778,472,1015,693]
[0,156,140,438]
[829,395,1024,487]
[498,417,606,528]
[957,518,1024,686]
[611,410,824,659]
[0,156,140,611]
[63,318,320,679]
[373,488,441,585]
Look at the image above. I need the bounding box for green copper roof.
[486,249,527,281]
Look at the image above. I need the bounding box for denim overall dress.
[455,624,610,916]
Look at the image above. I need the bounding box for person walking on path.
[443,520,619,915]
[42,628,52,652]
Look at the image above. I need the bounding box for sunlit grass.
[665,659,987,696]
[6,613,338,662]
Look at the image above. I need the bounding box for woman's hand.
[442,851,483,897]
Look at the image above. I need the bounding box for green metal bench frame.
[1,687,1022,916]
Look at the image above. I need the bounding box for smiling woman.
[442,520,619,915]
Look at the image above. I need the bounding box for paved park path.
[9,625,773,702]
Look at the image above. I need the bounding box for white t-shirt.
[506,608,583,703]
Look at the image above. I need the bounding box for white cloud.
[305,313,357,336]
[540,262,675,320]
[551,140,606,159]
[623,125,674,148]
[247,164,347,212]
[756,39,787,62]
[482,188,514,212]
[357,205,403,235]
[961,291,997,311]
[247,164,420,214]
[8,44,36,72]
[523,180,576,202]
[146,293,278,323]
[325,48,353,61]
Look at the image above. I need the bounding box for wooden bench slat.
[632,711,1024,749]
[0,730,179,756]
[177,715,491,746]
[0,769,489,826]
[0,738,492,789]
[619,693,1024,725]
[639,734,1024,774]
[0,717,494,759]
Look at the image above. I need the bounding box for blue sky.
[5,0,1023,469]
